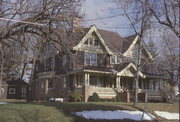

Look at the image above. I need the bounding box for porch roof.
[83,66,116,74]
[142,72,166,79]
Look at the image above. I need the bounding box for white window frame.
[110,55,121,64]
[84,52,97,66]
[110,55,116,64]
[9,88,16,94]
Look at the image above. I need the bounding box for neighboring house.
[33,25,164,102]
[0,79,29,99]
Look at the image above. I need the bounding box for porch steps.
[89,87,117,98]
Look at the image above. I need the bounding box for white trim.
[73,25,113,55]
[117,62,146,78]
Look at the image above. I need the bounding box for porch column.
[84,72,90,102]
[141,80,144,89]
[116,76,121,88]
[84,73,89,85]
[45,79,48,95]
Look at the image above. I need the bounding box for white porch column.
[45,79,48,95]
[141,80,144,89]
[84,73,89,85]
[116,76,121,88]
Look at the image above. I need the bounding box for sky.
[81,0,135,37]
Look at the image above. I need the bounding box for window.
[84,52,97,65]
[45,58,52,70]
[111,55,121,64]
[9,88,15,94]
[40,80,45,89]
[76,74,83,87]
[89,37,94,45]
[111,56,116,64]
[1,88,4,93]
[84,37,99,47]
[21,87,26,98]
[90,75,97,86]
[63,77,66,88]
[62,54,67,67]
[48,79,53,89]
[117,56,122,63]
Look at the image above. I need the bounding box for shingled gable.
[123,35,154,60]
[73,25,114,55]
[116,62,146,78]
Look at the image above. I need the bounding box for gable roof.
[123,34,138,53]
[97,29,125,54]
[51,25,153,58]
[5,79,29,86]
[73,25,114,54]
[116,62,146,78]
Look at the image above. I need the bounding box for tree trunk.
[0,47,3,98]
[20,63,27,80]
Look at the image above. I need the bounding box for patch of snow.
[0,102,8,104]
[74,110,156,120]
[155,111,179,120]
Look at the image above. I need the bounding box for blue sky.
[81,0,135,37]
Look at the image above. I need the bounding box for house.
[0,79,29,99]
[33,25,164,102]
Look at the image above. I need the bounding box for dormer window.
[110,55,122,64]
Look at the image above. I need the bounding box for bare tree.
[115,0,153,104]
[0,0,83,99]
[147,0,180,38]
[159,31,179,101]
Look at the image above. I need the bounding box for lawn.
[0,101,179,122]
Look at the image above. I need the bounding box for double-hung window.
[84,52,97,65]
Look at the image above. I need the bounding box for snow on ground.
[74,110,156,120]
[155,111,179,120]
[0,102,8,104]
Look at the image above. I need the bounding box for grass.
[0,100,179,122]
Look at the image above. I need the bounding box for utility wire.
[0,17,44,26]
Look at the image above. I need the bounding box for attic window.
[89,37,93,45]
[84,37,99,47]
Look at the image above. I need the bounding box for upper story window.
[110,55,122,64]
[62,54,67,67]
[84,52,97,66]
[111,56,116,64]
[84,36,99,47]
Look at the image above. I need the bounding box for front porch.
[69,71,163,102]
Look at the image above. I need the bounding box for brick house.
[33,25,164,102]
[1,79,29,99]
